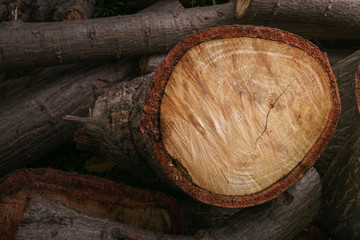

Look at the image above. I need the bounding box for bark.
[9,167,320,240]
[0,0,95,22]
[235,0,360,29]
[0,59,136,178]
[0,168,183,240]
[315,50,360,176]
[319,126,360,239]
[1,0,359,71]
[67,25,339,208]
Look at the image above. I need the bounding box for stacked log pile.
[0,0,359,239]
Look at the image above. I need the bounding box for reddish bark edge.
[356,64,360,113]
[0,168,184,240]
[141,25,340,208]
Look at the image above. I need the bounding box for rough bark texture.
[319,126,360,240]
[12,168,320,240]
[0,0,95,22]
[315,50,360,176]
[0,59,136,178]
[0,168,184,240]
[1,0,359,71]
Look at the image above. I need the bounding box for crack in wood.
[253,81,294,154]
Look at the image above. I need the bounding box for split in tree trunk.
[0,0,95,22]
[0,59,136,178]
[68,25,339,207]
[1,0,360,71]
[6,167,320,240]
[319,125,360,240]
[0,168,184,240]
[315,50,360,176]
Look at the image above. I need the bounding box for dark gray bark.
[315,50,360,176]
[319,126,360,240]
[0,0,95,22]
[0,59,136,177]
[1,0,359,71]
[14,168,321,240]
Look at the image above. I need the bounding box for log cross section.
[142,25,340,207]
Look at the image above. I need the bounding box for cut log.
[0,60,136,178]
[315,50,360,176]
[319,125,360,239]
[5,167,321,240]
[0,0,95,22]
[1,0,360,71]
[0,168,183,240]
[67,26,339,207]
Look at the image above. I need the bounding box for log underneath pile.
[67,25,339,207]
[0,167,320,240]
[0,168,184,240]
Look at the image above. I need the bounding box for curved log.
[67,26,339,207]
[315,50,360,176]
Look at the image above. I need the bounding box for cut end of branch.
[142,25,340,208]
[235,0,251,18]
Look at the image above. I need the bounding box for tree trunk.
[315,50,360,176]
[318,125,360,240]
[67,25,339,208]
[1,0,360,71]
[5,167,321,240]
[0,168,184,240]
[0,0,95,22]
[0,60,136,178]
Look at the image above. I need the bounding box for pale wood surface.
[161,37,332,195]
